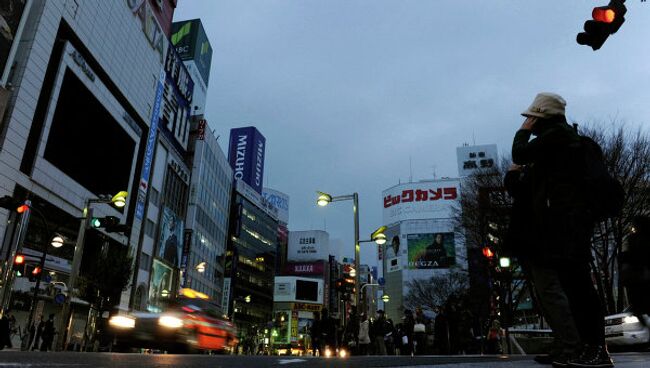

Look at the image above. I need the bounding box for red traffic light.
[482,247,495,259]
[592,7,616,23]
[15,254,25,264]
[16,204,29,213]
[32,266,41,275]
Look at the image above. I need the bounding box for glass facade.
[226,191,279,336]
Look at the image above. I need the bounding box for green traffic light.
[90,218,102,228]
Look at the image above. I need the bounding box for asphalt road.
[0,352,648,368]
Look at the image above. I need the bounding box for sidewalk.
[393,353,650,368]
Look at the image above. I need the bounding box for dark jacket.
[512,121,594,263]
[503,167,536,261]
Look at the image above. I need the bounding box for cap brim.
[521,111,546,119]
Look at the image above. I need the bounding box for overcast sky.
[174,1,650,266]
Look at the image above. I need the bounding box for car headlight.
[109,315,135,329]
[324,347,332,358]
[623,316,640,324]
[338,348,347,358]
[158,315,184,328]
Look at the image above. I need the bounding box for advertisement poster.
[386,256,402,273]
[158,207,184,268]
[149,259,174,309]
[407,233,456,269]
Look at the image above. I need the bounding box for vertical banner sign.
[181,229,192,287]
[135,70,166,220]
[290,310,299,343]
[197,119,206,140]
[222,278,231,314]
[228,127,266,194]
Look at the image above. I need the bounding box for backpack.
[580,136,624,221]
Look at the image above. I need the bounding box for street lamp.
[195,262,207,273]
[315,191,361,308]
[50,234,65,248]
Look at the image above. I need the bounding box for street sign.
[54,293,65,305]
[377,277,385,286]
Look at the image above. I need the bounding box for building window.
[145,219,155,238]
[150,188,160,206]
[140,252,151,271]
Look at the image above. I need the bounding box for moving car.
[604,309,649,347]
[108,289,238,353]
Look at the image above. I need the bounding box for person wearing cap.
[512,93,612,368]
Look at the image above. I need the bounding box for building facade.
[380,178,466,320]
[0,0,177,348]
[224,179,279,337]
[183,119,232,304]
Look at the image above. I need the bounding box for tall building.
[262,188,289,272]
[183,120,232,304]
[273,230,331,351]
[130,8,195,313]
[224,179,279,338]
[0,0,177,348]
[380,178,466,320]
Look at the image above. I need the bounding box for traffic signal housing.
[0,196,29,213]
[13,254,26,276]
[27,264,42,282]
[577,0,627,50]
[88,216,129,233]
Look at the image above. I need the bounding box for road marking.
[278,359,307,365]
[0,364,87,367]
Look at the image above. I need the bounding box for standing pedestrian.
[358,312,371,355]
[512,92,613,367]
[401,309,415,356]
[311,311,321,356]
[433,307,449,355]
[345,306,359,354]
[370,310,387,355]
[504,161,581,365]
[40,314,56,352]
[0,311,11,350]
[413,307,428,355]
[32,317,44,351]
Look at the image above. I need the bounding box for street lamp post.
[56,191,127,351]
[317,192,360,308]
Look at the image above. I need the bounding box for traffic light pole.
[0,200,31,317]
[21,207,50,350]
[56,197,91,351]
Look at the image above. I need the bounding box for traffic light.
[0,196,29,213]
[27,264,42,282]
[335,278,344,292]
[13,254,26,276]
[577,0,627,50]
[88,215,128,233]
[482,246,495,259]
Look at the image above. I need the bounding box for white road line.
[278,359,307,365]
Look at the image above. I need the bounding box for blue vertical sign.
[135,70,166,220]
[227,127,266,194]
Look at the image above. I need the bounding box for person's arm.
[512,129,541,164]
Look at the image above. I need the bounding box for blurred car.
[108,289,238,353]
[604,309,649,347]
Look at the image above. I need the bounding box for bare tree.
[403,269,469,313]
[580,123,650,314]
[452,158,536,327]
